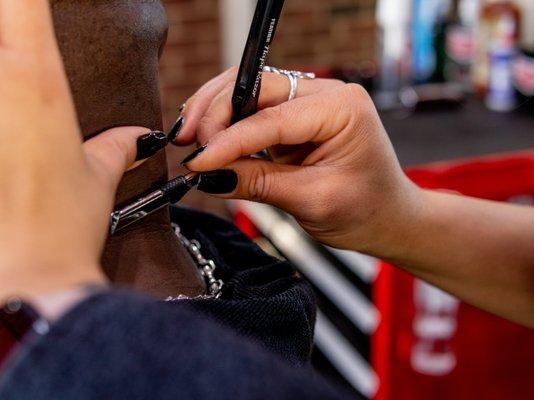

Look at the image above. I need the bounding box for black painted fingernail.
[167,116,185,142]
[181,144,207,165]
[136,131,168,161]
[198,170,238,194]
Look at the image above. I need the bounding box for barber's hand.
[0,1,149,299]
[177,68,422,254]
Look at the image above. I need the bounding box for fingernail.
[181,144,207,165]
[198,170,238,194]
[167,116,185,142]
[136,131,168,161]
[179,102,187,113]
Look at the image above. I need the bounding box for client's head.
[47,1,207,292]
[50,0,169,206]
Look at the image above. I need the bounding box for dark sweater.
[170,206,316,365]
[0,207,349,399]
[0,291,348,399]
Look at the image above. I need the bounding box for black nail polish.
[167,116,185,142]
[136,131,168,161]
[198,170,238,194]
[181,144,207,165]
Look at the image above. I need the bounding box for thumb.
[205,159,322,218]
[83,126,153,189]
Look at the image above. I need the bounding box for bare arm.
[0,1,153,302]
[382,189,534,327]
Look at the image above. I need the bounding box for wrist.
[0,265,107,305]
[34,284,107,321]
[357,179,428,261]
[0,283,106,370]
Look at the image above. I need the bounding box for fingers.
[175,67,238,145]
[0,0,57,51]
[178,66,343,146]
[83,126,151,190]
[259,75,344,108]
[195,84,234,144]
[212,158,320,217]
[185,84,365,172]
[195,73,312,144]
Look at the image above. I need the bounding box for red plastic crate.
[373,151,534,400]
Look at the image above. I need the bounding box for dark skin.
[49,0,205,297]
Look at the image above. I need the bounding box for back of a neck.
[101,208,206,298]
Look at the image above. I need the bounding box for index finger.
[0,0,57,51]
[185,84,366,172]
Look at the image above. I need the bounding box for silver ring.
[263,66,316,101]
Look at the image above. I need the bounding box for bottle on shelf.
[412,0,453,84]
[484,1,521,111]
[375,0,412,110]
[513,0,534,108]
[445,0,480,90]
[472,0,520,106]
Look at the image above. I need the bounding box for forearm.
[380,189,534,327]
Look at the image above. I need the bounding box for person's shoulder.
[0,290,346,400]
[170,205,281,270]
[170,206,317,365]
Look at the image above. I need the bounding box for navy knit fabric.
[0,291,349,400]
[170,206,316,365]
[0,207,331,399]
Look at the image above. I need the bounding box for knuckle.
[187,93,197,106]
[3,51,66,101]
[318,78,345,88]
[247,164,272,202]
[231,125,249,155]
[309,187,341,222]
[226,121,246,139]
[197,114,218,142]
[262,103,285,121]
[343,83,369,101]
[224,80,236,92]
[331,79,345,87]
[340,83,375,126]
[198,113,213,129]
[257,104,285,142]
[39,68,66,93]
[226,65,239,77]
[108,135,133,164]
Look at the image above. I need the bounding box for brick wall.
[160,0,377,130]
[160,0,222,130]
[269,0,376,68]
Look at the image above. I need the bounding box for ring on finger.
[263,66,316,101]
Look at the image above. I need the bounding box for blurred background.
[160,1,533,399]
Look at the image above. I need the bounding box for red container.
[373,151,534,400]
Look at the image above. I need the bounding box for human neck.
[101,208,206,298]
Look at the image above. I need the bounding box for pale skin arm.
[0,1,151,302]
[387,190,534,327]
[176,69,534,328]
